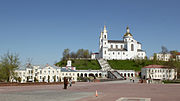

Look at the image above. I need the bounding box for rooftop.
[143,65,167,68]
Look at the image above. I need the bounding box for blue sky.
[0,0,180,65]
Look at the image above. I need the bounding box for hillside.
[56,59,101,70]
[56,59,167,71]
[108,60,166,71]
[108,60,141,71]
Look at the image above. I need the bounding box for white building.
[117,70,136,78]
[76,70,107,78]
[12,62,77,83]
[97,25,146,60]
[150,52,180,61]
[91,53,99,60]
[176,53,180,61]
[141,65,177,81]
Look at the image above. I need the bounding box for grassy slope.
[108,60,165,71]
[56,59,101,70]
[108,60,140,71]
[57,59,167,71]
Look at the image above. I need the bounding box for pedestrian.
[64,77,68,89]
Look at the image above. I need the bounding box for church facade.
[95,26,146,60]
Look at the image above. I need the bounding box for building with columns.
[97,26,146,60]
[12,62,77,83]
[141,65,177,81]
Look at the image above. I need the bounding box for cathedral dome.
[124,26,133,37]
[124,32,133,37]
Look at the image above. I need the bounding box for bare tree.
[161,46,168,54]
[62,48,70,60]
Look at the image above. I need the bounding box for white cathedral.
[91,26,146,60]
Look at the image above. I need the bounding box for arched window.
[104,35,106,39]
[131,44,134,51]
[104,51,106,54]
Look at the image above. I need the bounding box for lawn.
[56,59,101,70]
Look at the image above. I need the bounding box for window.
[121,45,123,49]
[116,45,118,49]
[104,51,106,54]
[104,35,106,38]
[40,70,42,74]
[111,45,113,48]
[131,44,134,51]
[113,52,114,55]
[118,52,120,55]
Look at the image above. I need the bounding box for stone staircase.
[107,71,124,79]
[112,71,124,79]
[97,58,112,71]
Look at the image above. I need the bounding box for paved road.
[0,80,180,101]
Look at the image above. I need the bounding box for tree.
[76,49,84,58]
[161,46,168,54]
[0,52,20,82]
[161,46,169,61]
[153,53,157,64]
[83,49,90,58]
[170,50,178,60]
[70,52,77,58]
[62,48,70,60]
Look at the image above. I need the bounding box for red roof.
[177,52,180,55]
[143,65,167,68]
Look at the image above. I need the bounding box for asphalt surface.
[0,80,180,101]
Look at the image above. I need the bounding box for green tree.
[0,52,20,82]
[170,50,178,60]
[153,53,157,64]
